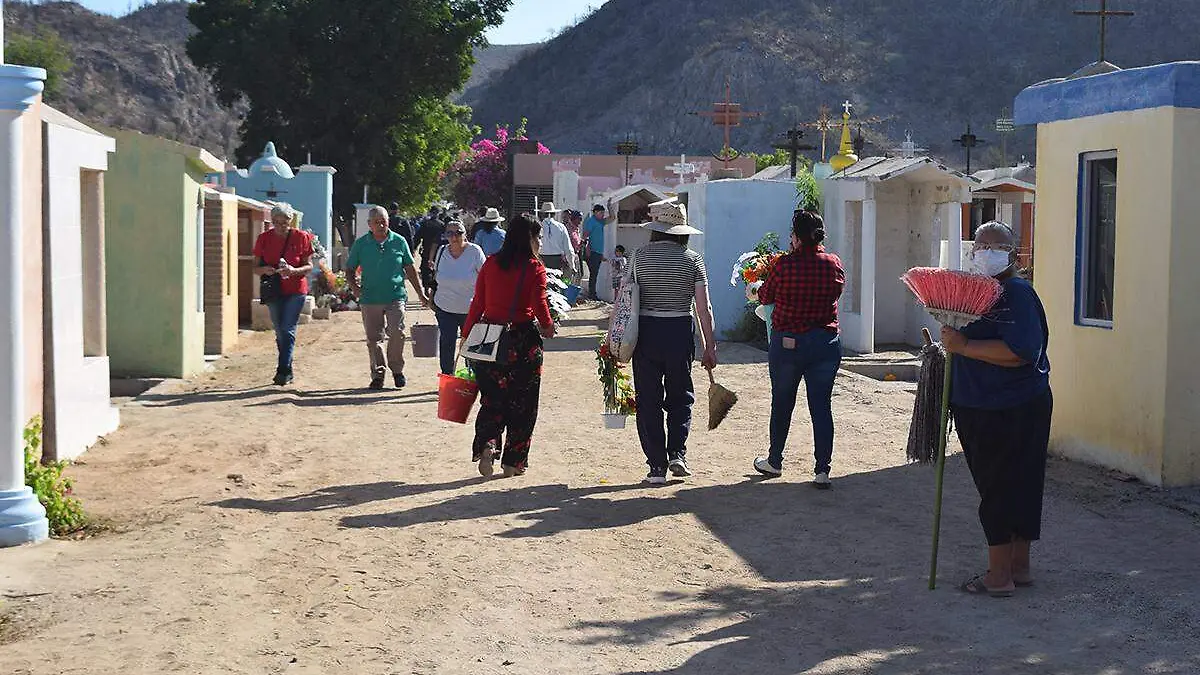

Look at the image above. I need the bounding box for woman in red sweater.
[463,215,556,478]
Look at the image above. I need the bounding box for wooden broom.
[900,267,1004,590]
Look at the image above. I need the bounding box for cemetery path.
[3,305,1200,674]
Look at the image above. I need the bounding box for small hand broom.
[707,368,739,431]
[900,267,1004,590]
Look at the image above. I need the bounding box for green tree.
[4,28,73,102]
[187,0,511,214]
[747,148,792,173]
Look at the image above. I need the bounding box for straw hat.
[479,207,505,223]
[539,201,562,214]
[643,202,701,236]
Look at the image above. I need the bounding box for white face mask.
[970,249,1013,278]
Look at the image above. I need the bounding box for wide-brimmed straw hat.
[539,201,562,214]
[643,202,701,236]
[479,207,505,223]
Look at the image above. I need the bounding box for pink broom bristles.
[901,268,1004,328]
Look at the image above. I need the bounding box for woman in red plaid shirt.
[753,210,846,488]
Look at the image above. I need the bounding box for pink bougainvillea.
[448,119,549,213]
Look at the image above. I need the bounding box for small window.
[1078,151,1118,326]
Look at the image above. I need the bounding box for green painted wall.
[104,130,209,378]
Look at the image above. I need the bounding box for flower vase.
[755,303,775,343]
[602,412,628,429]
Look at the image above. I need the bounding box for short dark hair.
[614,245,626,253]
[650,230,689,247]
[593,204,605,213]
[792,210,826,246]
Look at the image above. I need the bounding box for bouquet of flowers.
[545,269,572,324]
[595,338,636,416]
[730,233,784,304]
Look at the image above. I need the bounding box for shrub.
[23,417,86,537]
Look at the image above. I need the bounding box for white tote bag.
[607,251,639,363]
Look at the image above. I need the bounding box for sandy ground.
[3,304,1200,675]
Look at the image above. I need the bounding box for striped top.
[632,241,708,315]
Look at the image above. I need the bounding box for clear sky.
[71,0,610,45]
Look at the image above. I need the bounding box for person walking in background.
[417,206,447,294]
[565,209,584,259]
[537,202,577,279]
[940,221,1052,598]
[463,215,556,479]
[610,245,627,296]
[472,207,508,257]
[753,210,846,489]
[388,201,417,253]
[582,204,608,300]
[347,205,429,390]
[253,204,315,386]
[629,203,717,485]
[432,219,486,375]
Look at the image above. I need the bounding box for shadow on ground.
[335,457,1200,673]
[139,387,438,409]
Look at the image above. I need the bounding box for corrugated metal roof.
[830,156,978,185]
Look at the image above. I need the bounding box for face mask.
[970,249,1013,277]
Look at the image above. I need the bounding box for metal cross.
[842,100,854,117]
[614,135,640,186]
[771,125,816,178]
[953,124,988,175]
[667,154,698,184]
[801,105,837,161]
[1074,0,1134,63]
[689,78,762,169]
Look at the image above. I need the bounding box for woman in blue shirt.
[940,221,1052,598]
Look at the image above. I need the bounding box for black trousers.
[471,323,544,470]
[953,389,1053,546]
[633,316,695,470]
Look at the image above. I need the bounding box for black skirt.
[952,389,1053,546]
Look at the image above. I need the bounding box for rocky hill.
[4,1,243,156]
[461,43,539,100]
[462,0,1200,167]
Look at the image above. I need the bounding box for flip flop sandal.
[960,574,1015,598]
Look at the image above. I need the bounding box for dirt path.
[3,305,1200,674]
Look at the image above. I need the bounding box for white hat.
[643,202,701,236]
[539,201,562,214]
[479,207,505,223]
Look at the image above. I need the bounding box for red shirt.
[757,245,845,334]
[463,256,552,336]
[253,228,315,296]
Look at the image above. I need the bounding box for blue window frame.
[1077,151,1117,327]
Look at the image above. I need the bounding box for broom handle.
[929,351,953,590]
[922,327,933,347]
[707,367,716,385]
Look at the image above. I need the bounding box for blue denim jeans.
[268,294,307,372]
[633,316,695,470]
[768,330,842,474]
[434,307,468,375]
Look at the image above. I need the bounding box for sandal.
[960,574,1015,598]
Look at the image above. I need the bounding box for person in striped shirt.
[627,202,718,485]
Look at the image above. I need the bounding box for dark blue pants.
[633,316,695,470]
[587,252,604,298]
[434,307,468,375]
[268,294,306,372]
[768,330,842,474]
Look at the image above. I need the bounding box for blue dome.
[248,142,295,179]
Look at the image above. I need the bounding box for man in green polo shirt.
[347,205,430,389]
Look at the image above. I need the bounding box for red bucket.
[437,374,479,424]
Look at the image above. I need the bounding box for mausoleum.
[217,142,335,253]
[822,156,977,354]
[1015,60,1200,487]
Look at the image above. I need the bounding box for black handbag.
[259,229,294,304]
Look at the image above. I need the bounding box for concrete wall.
[105,130,209,378]
[203,191,239,355]
[1163,107,1200,486]
[41,115,119,460]
[1032,108,1173,484]
[677,179,799,339]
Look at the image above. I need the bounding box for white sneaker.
[813,472,832,490]
[643,469,668,485]
[753,457,782,477]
